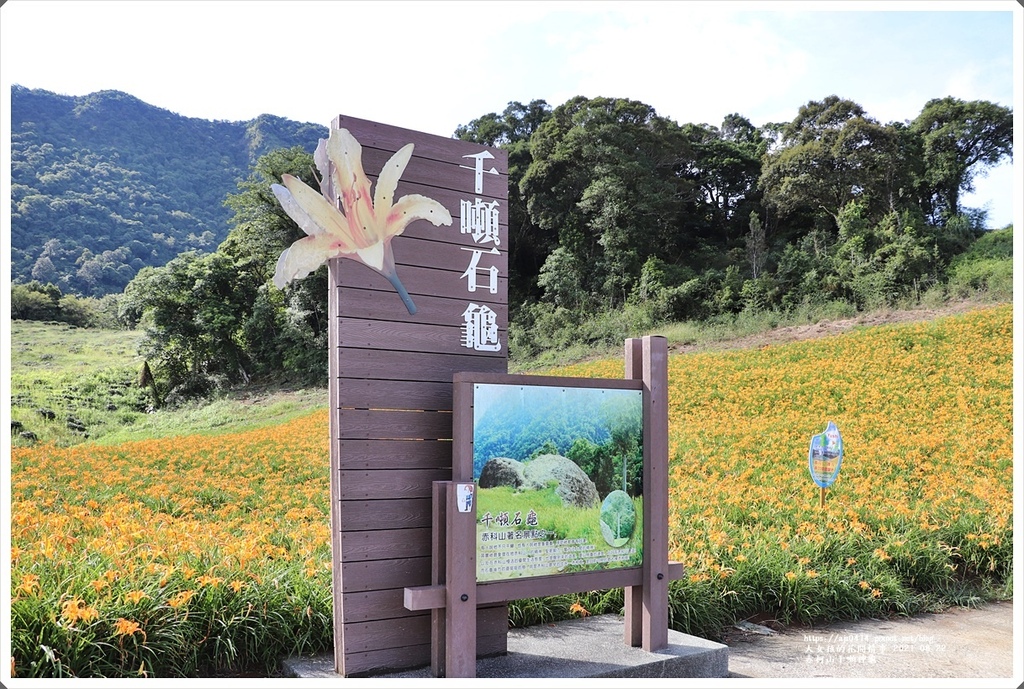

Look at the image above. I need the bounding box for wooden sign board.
[326,114,508,675]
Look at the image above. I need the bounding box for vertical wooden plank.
[328,260,347,675]
[430,481,447,677]
[452,379,474,482]
[642,335,670,652]
[445,482,477,677]
[623,338,644,648]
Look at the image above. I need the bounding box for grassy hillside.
[9,304,1012,677]
[10,322,150,445]
[546,303,1012,625]
[9,320,327,447]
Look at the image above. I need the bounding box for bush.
[952,225,1012,262]
[946,258,1014,299]
[11,281,122,328]
[944,226,1013,300]
[509,300,663,366]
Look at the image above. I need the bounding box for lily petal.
[272,182,328,238]
[327,129,376,245]
[327,129,368,191]
[375,143,414,218]
[386,194,454,237]
[273,235,335,288]
[280,175,359,247]
[313,138,331,197]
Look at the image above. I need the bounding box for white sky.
[0,0,1020,226]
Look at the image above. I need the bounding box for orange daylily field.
[9,304,1014,677]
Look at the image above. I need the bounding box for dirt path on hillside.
[671,299,1002,356]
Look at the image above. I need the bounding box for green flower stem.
[385,271,417,315]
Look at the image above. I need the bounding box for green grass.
[94,388,328,445]
[9,321,150,446]
[9,320,144,373]
[657,299,858,348]
[511,299,863,371]
[9,321,327,447]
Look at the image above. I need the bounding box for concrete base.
[282,614,729,679]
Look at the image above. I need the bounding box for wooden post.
[624,336,671,651]
[444,481,477,677]
[623,338,644,647]
[430,481,447,677]
[327,261,346,675]
[820,486,826,508]
[641,335,670,652]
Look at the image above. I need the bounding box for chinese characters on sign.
[457,152,502,352]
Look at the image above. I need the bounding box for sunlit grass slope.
[10,320,327,447]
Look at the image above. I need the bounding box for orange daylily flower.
[568,601,590,617]
[61,598,99,625]
[114,618,143,638]
[272,128,453,314]
[167,590,196,609]
[15,573,40,596]
[125,590,149,605]
[196,574,222,588]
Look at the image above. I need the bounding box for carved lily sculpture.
[272,127,452,314]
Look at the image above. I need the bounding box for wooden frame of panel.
[405,337,683,677]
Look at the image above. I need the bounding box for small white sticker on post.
[457,483,474,513]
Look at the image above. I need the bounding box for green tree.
[529,440,561,459]
[11,282,61,321]
[605,400,642,497]
[746,211,767,279]
[678,116,765,253]
[833,201,938,308]
[520,96,691,309]
[120,251,255,394]
[911,97,1013,222]
[567,437,614,497]
[760,96,905,230]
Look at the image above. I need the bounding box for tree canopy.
[911,97,1014,222]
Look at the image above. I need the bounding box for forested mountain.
[10,86,327,295]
